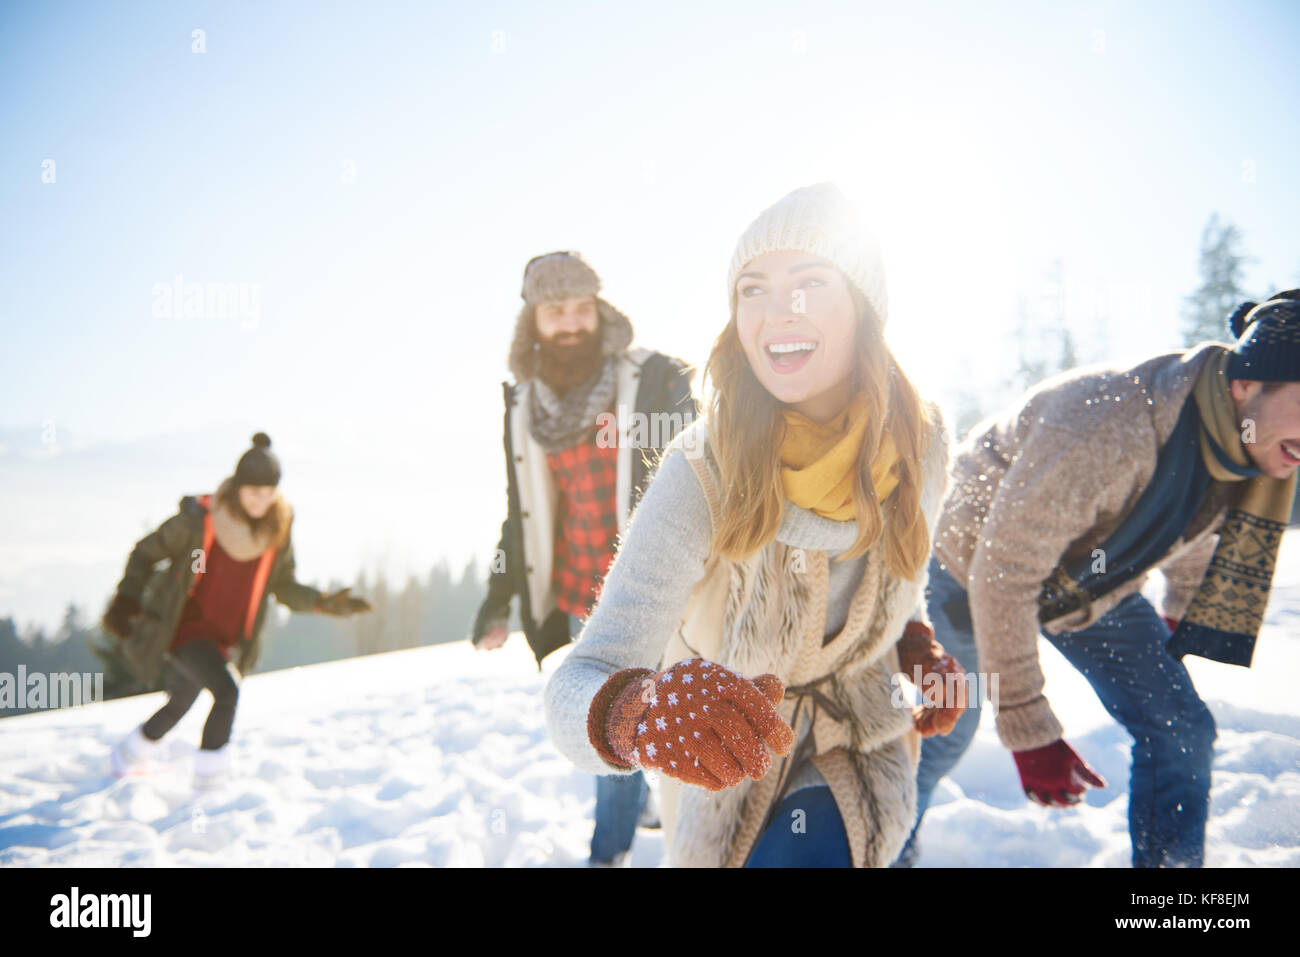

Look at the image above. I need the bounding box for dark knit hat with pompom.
[234,433,281,486]
[1227,290,1300,383]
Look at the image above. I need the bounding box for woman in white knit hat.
[544,184,966,866]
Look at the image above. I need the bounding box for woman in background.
[102,433,371,789]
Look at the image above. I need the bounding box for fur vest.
[656,405,950,867]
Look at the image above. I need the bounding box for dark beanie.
[234,432,281,486]
[1227,290,1300,383]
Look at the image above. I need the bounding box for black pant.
[142,639,241,750]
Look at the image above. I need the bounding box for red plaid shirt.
[547,430,620,619]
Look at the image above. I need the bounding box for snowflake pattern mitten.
[588,657,794,791]
[898,620,968,737]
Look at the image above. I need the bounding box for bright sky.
[2,0,1297,628]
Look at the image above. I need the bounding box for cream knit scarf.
[211,497,280,561]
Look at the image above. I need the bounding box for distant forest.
[0,558,491,717]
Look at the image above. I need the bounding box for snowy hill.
[1,533,1297,867]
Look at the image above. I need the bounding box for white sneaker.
[192,745,232,792]
[111,726,159,778]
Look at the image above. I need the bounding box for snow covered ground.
[1,532,1297,868]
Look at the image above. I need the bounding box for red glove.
[587,658,794,792]
[897,621,968,737]
[1012,739,1107,807]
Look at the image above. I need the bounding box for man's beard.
[536,327,604,393]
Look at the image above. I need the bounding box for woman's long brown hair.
[214,477,292,550]
[701,283,933,580]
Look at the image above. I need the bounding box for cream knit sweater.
[934,344,1232,751]
[544,446,870,794]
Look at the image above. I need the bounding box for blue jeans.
[900,556,1216,868]
[745,785,852,867]
[592,772,649,863]
[573,613,649,863]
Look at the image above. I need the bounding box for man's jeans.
[900,556,1216,868]
[572,613,650,863]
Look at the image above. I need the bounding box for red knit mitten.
[897,621,968,737]
[587,658,795,792]
[1012,739,1107,807]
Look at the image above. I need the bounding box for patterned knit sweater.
[544,445,870,795]
[933,344,1232,752]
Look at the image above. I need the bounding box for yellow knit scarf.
[778,392,900,521]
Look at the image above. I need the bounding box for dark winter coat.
[112,496,322,684]
[471,347,697,666]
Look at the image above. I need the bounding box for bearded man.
[471,251,697,866]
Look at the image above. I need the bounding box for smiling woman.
[708,187,931,573]
[545,182,968,868]
[734,253,859,420]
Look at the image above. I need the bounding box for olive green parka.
[111,494,322,684]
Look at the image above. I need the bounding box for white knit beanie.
[726,183,887,326]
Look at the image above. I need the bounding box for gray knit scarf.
[527,354,620,454]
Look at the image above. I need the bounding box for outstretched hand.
[316,587,372,616]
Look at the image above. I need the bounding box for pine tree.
[1008,259,1081,394]
[1182,214,1251,346]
